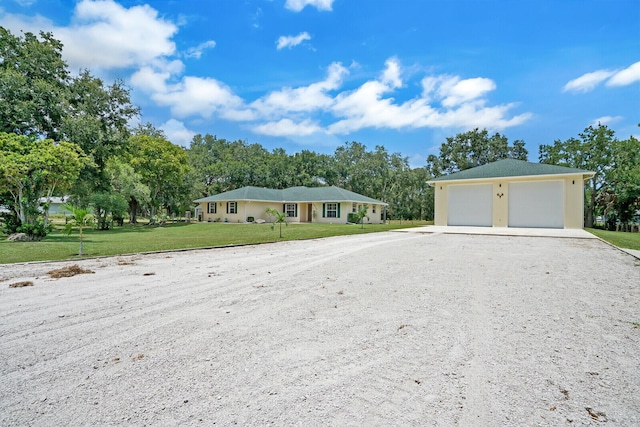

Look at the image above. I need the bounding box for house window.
[372,205,376,214]
[285,203,297,217]
[207,203,217,214]
[227,201,237,214]
[352,202,357,213]
[326,203,338,218]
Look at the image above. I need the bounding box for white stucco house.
[194,186,387,224]
[427,159,595,229]
[39,196,72,214]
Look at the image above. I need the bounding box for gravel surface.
[1,232,639,426]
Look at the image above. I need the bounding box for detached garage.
[427,159,595,229]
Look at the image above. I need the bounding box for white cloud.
[324,60,528,135]
[284,0,334,12]
[606,61,640,87]
[381,57,402,88]
[1,0,178,72]
[160,119,196,147]
[62,0,177,71]
[251,62,347,117]
[276,32,311,50]
[184,40,216,59]
[563,61,640,93]
[441,77,496,107]
[152,76,249,119]
[422,75,496,107]
[130,63,177,93]
[563,70,615,93]
[591,115,623,127]
[253,118,324,136]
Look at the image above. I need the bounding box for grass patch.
[0,221,431,264]
[586,228,640,251]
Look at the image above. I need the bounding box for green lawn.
[0,221,431,264]
[586,228,640,251]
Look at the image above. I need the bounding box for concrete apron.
[394,226,640,259]
[394,225,597,239]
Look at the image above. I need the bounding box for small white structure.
[39,197,71,215]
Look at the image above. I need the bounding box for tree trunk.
[129,197,138,224]
[18,187,26,224]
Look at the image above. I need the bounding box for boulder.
[7,233,30,242]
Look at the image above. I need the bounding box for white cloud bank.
[276,32,311,50]
[250,58,531,137]
[1,0,178,72]
[0,0,532,142]
[563,61,640,93]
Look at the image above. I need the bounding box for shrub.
[17,219,52,241]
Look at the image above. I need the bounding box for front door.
[307,204,313,223]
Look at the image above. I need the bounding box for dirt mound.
[48,265,95,278]
[9,281,33,288]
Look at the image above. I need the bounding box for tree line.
[1,27,638,240]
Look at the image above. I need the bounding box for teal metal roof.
[194,186,387,205]
[427,159,594,183]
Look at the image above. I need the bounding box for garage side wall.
[564,175,586,228]
[433,184,448,226]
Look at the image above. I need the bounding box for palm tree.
[64,203,94,256]
[355,206,369,229]
[265,207,288,238]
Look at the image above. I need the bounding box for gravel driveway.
[1,232,639,426]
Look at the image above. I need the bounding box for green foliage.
[539,124,621,227]
[0,27,69,139]
[605,135,640,224]
[0,27,138,231]
[89,191,127,230]
[188,134,271,195]
[128,132,191,218]
[0,210,21,235]
[354,205,369,229]
[64,203,94,255]
[1,212,52,241]
[105,159,150,224]
[63,70,139,200]
[0,132,88,236]
[426,128,528,177]
[16,219,53,241]
[265,207,288,238]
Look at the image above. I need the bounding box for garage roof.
[194,185,387,205]
[427,159,594,183]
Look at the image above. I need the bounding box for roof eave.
[196,198,388,205]
[427,171,596,186]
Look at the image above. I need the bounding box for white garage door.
[447,184,493,227]
[508,181,564,228]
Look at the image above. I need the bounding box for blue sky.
[1,0,638,166]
